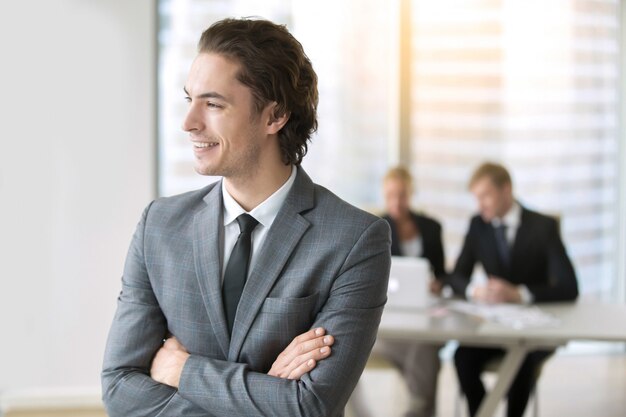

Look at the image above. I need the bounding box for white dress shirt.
[221,165,297,282]
[491,201,521,246]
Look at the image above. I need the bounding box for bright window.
[157,0,622,301]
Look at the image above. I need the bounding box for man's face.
[470,177,512,222]
[383,178,411,220]
[182,53,268,179]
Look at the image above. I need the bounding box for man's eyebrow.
[183,86,228,101]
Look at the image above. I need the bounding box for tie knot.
[236,214,259,234]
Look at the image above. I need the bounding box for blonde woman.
[376,166,446,417]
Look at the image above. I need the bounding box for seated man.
[448,162,578,417]
[374,166,446,417]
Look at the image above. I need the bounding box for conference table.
[376,299,626,417]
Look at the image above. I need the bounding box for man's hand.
[151,337,190,388]
[267,327,334,380]
[487,276,522,303]
[472,276,522,304]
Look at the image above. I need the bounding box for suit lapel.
[228,167,314,361]
[192,180,230,359]
[510,207,531,282]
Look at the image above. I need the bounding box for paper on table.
[446,301,560,329]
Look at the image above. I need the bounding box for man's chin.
[481,213,494,223]
[194,165,220,177]
[194,167,220,177]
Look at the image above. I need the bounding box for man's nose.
[182,104,204,132]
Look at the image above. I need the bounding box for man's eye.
[184,96,191,103]
[207,102,222,109]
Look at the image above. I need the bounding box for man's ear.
[503,182,513,197]
[265,102,290,135]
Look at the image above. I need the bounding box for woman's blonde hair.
[384,166,413,189]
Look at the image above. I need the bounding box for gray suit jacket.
[102,167,391,417]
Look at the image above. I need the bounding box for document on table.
[445,301,560,329]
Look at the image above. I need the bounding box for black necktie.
[494,223,510,267]
[223,214,259,336]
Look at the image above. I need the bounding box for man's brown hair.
[469,162,512,189]
[198,18,318,166]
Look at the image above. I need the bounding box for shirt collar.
[222,165,297,228]
[492,200,521,229]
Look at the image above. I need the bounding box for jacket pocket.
[248,292,322,371]
[259,292,320,314]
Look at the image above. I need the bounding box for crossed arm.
[151,328,335,388]
[102,305,340,417]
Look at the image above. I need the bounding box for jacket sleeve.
[446,219,477,297]
[526,219,578,302]
[103,212,391,417]
[101,203,211,417]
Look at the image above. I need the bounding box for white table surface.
[376,300,626,417]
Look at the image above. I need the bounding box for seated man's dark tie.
[493,223,510,267]
[223,213,259,336]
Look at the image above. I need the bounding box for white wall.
[0,0,155,390]
[619,0,626,304]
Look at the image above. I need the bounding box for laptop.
[386,256,435,310]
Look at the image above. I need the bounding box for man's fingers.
[286,345,333,380]
[163,338,177,349]
[270,343,333,379]
[282,328,323,356]
[163,336,187,352]
[473,285,488,302]
[288,327,325,350]
[296,345,331,367]
[287,359,316,380]
[281,334,334,364]
[298,335,334,354]
[267,328,334,380]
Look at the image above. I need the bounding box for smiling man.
[101,18,391,417]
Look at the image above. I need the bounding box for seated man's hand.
[471,284,489,303]
[151,336,190,388]
[471,276,522,304]
[486,276,522,303]
[268,327,334,380]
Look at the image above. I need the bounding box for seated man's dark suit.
[448,205,578,417]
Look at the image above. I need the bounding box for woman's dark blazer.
[382,211,446,279]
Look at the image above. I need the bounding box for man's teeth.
[194,142,218,148]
